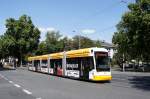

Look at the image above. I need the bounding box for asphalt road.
[0,71,35,99]
[0,68,150,99]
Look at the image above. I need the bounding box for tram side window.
[58,60,62,69]
[50,59,62,69]
[66,58,79,70]
[50,60,55,68]
[28,61,32,66]
[34,60,40,67]
[55,59,62,69]
[81,57,94,71]
[41,60,48,68]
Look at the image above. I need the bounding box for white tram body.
[28,47,112,81]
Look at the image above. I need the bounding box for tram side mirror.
[91,50,93,53]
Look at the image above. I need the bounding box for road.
[0,68,150,99]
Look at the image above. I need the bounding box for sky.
[0,0,135,43]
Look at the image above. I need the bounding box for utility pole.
[123,53,125,72]
[79,34,81,49]
[73,30,81,49]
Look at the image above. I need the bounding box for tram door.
[56,59,63,76]
[34,60,39,71]
[80,57,94,80]
[52,60,57,75]
[51,59,62,75]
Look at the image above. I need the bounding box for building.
[100,40,116,58]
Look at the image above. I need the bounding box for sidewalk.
[112,69,150,76]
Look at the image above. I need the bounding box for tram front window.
[95,52,110,71]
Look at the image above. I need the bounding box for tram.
[28,47,112,81]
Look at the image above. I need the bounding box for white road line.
[14,84,21,88]
[0,74,8,80]
[36,98,42,99]
[9,81,14,84]
[23,89,32,95]
[3,77,8,80]
[0,74,4,78]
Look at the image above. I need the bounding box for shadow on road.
[0,67,15,71]
[30,70,110,84]
[129,76,150,91]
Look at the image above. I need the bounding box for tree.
[72,35,80,49]
[94,40,102,47]
[59,36,73,51]
[113,0,150,64]
[4,15,40,65]
[72,35,101,49]
[45,31,62,53]
[35,41,48,55]
[36,33,102,55]
[0,35,16,59]
[81,36,95,48]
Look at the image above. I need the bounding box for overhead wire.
[74,0,129,33]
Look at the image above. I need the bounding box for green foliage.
[72,35,80,49]
[36,32,102,55]
[80,36,95,48]
[35,41,48,55]
[59,36,73,51]
[0,35,16,58]
[0,15,102,62]
[45,31,63,53]
[94,40,102,47]
[0,15,40,63]
[113,0,150,65]
[72,35,101,49]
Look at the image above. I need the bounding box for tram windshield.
[95,52,110,71]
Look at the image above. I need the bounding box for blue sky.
[0,0,134,43]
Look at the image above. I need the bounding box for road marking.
[0,74,9,80]
[36,98,42,99]
[14,84,21,88]
[0,74,4,78]
[3,77,8,80]
[23,89,32,95]
[0,74,36,97]
[9,81,14,84]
